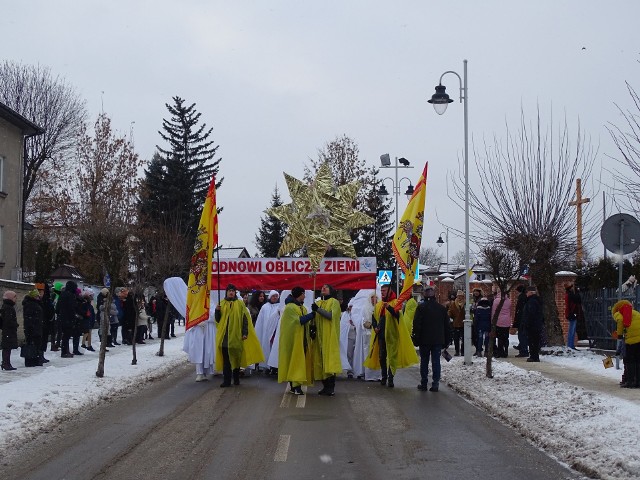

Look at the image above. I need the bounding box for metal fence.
[580,286,639,351]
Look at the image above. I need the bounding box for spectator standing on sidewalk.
[522,286,543,362]
[1,290,19,370]
[412,285,450,392]
[448,291,465,356]
[492,289,512,358]
[612,299,640,388]
[23,289,44,366]
[565,283,582,350]
[513,284,529,357]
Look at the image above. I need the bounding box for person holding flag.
[365,163,428,386]
[183,176,221,382]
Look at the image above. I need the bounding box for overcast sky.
[2,1,639,261]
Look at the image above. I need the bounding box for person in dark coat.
[522,286,544,362]
[1,291,19,370]
[56,281,79,358]
[412,285,451,392]
[39,283,55,360]
[513,284,529,357]
[23,289,45,367]
[122,290,137,345]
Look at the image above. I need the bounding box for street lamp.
[429,59,471,365]
[378,153,414,295]
[436,229,449,271]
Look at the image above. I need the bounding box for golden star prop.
[267,163,375,272]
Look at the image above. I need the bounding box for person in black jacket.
[522,286,544,362]
[513,284,529,357]
[39,283,54,361]
[412,285,451,392]
[1,290,19,370]
[56,281,79,358]
[23,289,44,367]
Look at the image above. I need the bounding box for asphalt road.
[2,364,579,480]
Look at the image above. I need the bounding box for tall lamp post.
[436,229,449,272]
[378,153,414,296]
[428,59,471,365]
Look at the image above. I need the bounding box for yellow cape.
[215,299,264,370]
[364,299,418,374]
[313,297,343,378]
[403,297,418,334]
[278,302,314,385]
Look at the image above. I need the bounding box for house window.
[0,225,4,263]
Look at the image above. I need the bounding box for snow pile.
[443,351,640,480]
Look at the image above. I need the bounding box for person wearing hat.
[612,299,640,388]
[413,285,450,392]
[364,284,418,388]
[1,291,19,370]
[522,286,543,362]
[56,281,80,358]
[448,290,466,356]
[254,290,281,374]
[214,284,264,387]
[311,284,343,395]
[80,289,96,352]
[23,288,45,367]
[38,283,55,360]
[512,284,529,357]
[278,286,315,394]
[51,281,64,351]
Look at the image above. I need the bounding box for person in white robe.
[254,290,281,372]
[339,300,357,377]
[350,289,380,381]
[267,290,314,370]
[165,277,223,382]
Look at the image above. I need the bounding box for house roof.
[216,247,251,259]
[50,264,84,281]
[0,102,45,137]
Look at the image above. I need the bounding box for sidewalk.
[500,350,640,404]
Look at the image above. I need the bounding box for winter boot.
[232,369,240,386]
[622,363,636,388]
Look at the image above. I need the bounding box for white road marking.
[274,434,291,462]
[280,384,292,408]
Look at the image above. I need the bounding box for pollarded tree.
[0,61,87,209]
[419,247,444,268]
[455,109,595,345]
[140,96,222,241]
[255,185,287,257]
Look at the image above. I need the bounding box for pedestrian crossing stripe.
[378,270,393,284]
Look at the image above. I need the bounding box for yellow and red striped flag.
[186,175,218,330]
[392,162,428,309]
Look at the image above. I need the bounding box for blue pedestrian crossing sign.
[378,270,393,285]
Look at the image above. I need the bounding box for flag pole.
[216,243,221,304]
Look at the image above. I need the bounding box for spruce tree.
[354,173,395,269]
[140,96,222,240]
[255,185,287,257]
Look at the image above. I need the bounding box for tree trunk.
[96,294,111,377]
[536,270,564,346]
[157,307,170,357]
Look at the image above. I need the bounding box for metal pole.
[618,219,624,303]
[395,156,400,297]
[446,228,449,271]
[603,192,607,260]
[462,59,472,366]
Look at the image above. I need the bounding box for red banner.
[211,257,377,290]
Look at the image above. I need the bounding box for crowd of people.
[0,281,183,371]
[6,277,636,393]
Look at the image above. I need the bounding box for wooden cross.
[569,178,590,266]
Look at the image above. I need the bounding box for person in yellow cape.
[364,284,418,387]
[403,295,418,335]
[278,286,315,395]
[214,284,264,388]
[310,284,342,396]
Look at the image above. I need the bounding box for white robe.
[163,277,221,371]
[339,311,356,371]
[267,290,314,368]
[349,289,379,380]
[254,301,282,368]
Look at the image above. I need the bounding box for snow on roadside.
[442,352,640,480]
[0,328,189,457]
